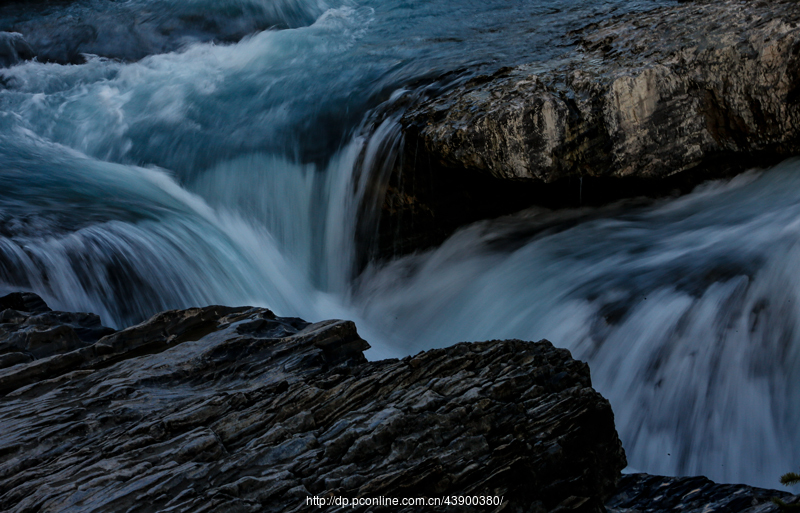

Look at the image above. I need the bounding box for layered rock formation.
[607,473,800,513]
[378,0,800,256]
[403,0,800,182]
[0,293,626,512]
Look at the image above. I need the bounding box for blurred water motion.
[0,0,796,489]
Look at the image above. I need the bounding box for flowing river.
[0,0,797,489]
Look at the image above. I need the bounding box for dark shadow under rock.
[0,32,34,68]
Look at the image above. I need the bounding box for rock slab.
[402,0,800,183]
[375,0,800,258]
[0,293,626,512]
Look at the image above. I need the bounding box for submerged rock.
[0,0,325,64]
[0,32,34,68]
[0,293,626,512]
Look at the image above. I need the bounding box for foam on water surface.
[0,0,794,489]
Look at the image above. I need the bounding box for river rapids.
[0,0,797,489]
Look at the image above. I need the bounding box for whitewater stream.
[1,0,798,490]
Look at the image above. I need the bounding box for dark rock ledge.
[1,292,798,513]
[404,0,800,182]
[607,473,800,513]
[0,292,626,513]
[379,0,800,256]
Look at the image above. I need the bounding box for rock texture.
[0,32,34,68]
[0,293,626,512]
[606,473,800,513]
[402,0,800,183]
[378,0,800,257]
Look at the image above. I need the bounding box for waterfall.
[350,166,800,487]
[0,0,793,490]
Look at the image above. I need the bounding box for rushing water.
[0,0,797,490]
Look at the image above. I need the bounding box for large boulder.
[381,0,800,256]
[0,294,626,512]
[403,0,800,183]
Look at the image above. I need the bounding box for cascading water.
[0,0,796,491]
[351,166,800,487]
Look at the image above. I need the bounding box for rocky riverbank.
[377,0,800,256]
[1,293,798,512]
[0,292,626,512]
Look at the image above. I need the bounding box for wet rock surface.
[403,0,800,183]
[0,292,115,376]
[0,0,323,65]
[383,0,800,256]
[606,473,800,513]
[0,293,626,512]
[0,32,34,68]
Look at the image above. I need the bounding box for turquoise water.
[0,0,796,489]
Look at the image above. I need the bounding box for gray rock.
[402,0,800,183]
[606,473,800,513]
[0,292,116,388]
[0,295,626,512]
[0,32,34,68]
[379,0,800,257]
[0,292,50,314]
